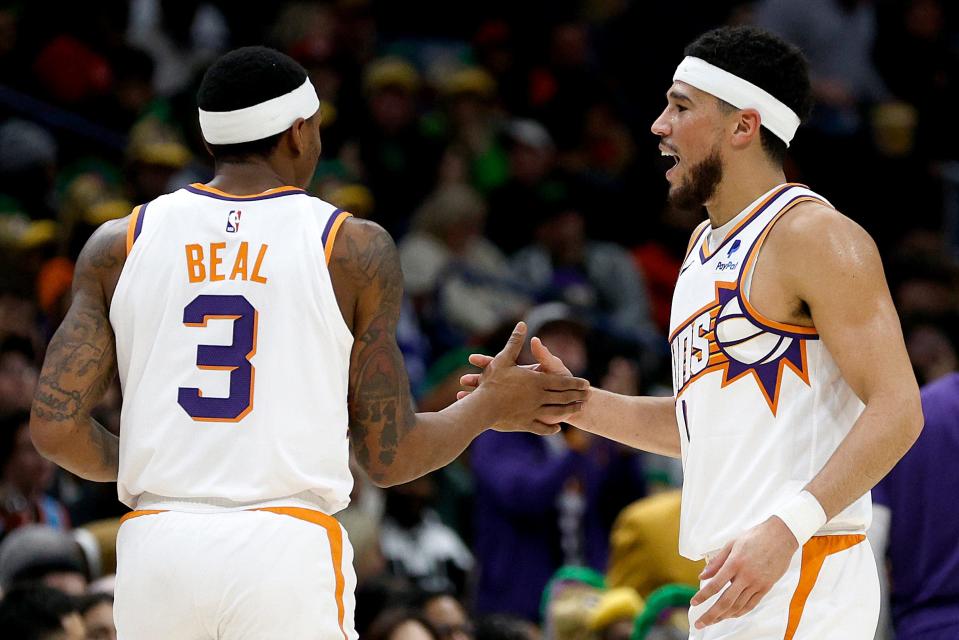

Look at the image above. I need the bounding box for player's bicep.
[32,224,121,432]
[793,215,915,403]
[336,219,415,478]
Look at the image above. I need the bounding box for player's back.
[109,183,354,514]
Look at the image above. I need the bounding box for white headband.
[198,78,320,145]
[673,56,800,146]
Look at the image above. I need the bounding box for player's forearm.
[567,388,681,457]
[355,388,493,488]
[29,413,119,482]
[806,391,922,520]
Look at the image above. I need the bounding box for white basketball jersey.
[109,183,355,514]
[669,183,871,560]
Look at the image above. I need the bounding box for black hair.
[197,46,309,161]
[75,591,113,615]
[0,410,31,472]
[0,585,79,640]
[684,26,813,164]
[0,335,37,362]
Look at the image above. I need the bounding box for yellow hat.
[443,67,496,99]
[127,118,192,168]
[364,57,420,95]
[0,215,59,249]
[61,173,132,226]
[587,587,644,631]
[326,183,374,218]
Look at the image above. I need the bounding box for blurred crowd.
[0,0,957,638]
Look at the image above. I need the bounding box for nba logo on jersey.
[226,210,241,233]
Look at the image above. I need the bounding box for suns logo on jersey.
[226,210,241,233]
[669,282,814,415]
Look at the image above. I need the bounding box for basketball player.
[463,26,922,639]
[28,47,588,639]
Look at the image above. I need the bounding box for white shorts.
[688,534,879,640]
[114,507,358,640]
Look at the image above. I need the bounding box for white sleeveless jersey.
[668,183,871,560]
[109,183,355,514]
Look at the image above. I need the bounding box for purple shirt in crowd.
[873,373,959,640]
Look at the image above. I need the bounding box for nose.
[651,108,671,137]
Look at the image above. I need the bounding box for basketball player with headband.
[463,26,922,639]
[29,47,589,639]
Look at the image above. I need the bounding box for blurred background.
[0,0,956,638]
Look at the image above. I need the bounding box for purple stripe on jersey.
[133,201,148,243]
[699,184,795,264]
[321,209,344,247]
[184,184,306,202]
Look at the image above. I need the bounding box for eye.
[677,104,688,113]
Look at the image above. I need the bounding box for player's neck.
[704,163,787,228]
[208,158,298,195]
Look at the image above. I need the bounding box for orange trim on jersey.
[253,507,348,640]
[738,196,824,336]
[669,281,736,342]
[120,509,167,524]
[184,313,242,328]
[784,534,865,640]
[188,183,304,199]
[324,211,353,265]
[125,205,143,255]
[671,281,813,415]
[684,220,711,261]
[189,310,258,423]
[700,184,802,260]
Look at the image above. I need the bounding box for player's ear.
[730,109,761,150]
[288,117,308,156]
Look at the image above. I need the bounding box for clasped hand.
[460,322,587,435]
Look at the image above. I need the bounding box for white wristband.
[774,491,827,547]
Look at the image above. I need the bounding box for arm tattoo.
[31,219,125,476]
[337,222,415,481]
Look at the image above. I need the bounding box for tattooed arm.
[329,218,589,487]
[30,219,127,482]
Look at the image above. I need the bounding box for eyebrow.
[668,89,693,104]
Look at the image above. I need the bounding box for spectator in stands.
[605,491,703,597]
[380,474,473,597]
[436,66,507,194]
[474,615,540,640]
[469,310,645,620]
[356,57,442,235]
[419,591,474,640]
[511,205,657,345]
[76,592,117,640]
[872,371,959,639]
[0,525,88,595]
[486,119,569,255]
[0,412,70,537]
[399,183,529,343]
[368,608,441,640]
[0,336,39,414]
[0,585,86,640]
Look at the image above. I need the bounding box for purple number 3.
[177,294,257,422]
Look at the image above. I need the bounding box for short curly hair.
[684,26,812,164]
[196,46,308,161]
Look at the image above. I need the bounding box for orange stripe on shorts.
[784,534,865,640]
[253,507,348,640]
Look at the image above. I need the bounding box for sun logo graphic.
[226,210,241,233]
[671,284,814,415]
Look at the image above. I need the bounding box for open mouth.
[660,146,681,179]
